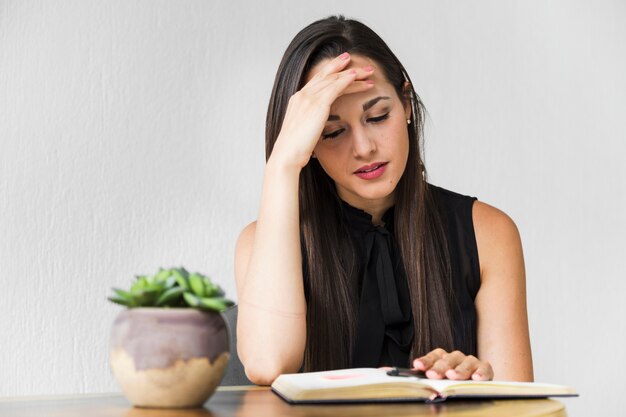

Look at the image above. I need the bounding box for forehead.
[305,55,398,114]
[306,55,372,78]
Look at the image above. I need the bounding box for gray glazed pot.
[110,308,230,408]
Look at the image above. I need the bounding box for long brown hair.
[265,16,454,371]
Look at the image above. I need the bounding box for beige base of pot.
[111,348,230,408]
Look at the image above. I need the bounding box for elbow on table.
[243,361,296,386]
[239,349,303,386]
[237,335,305,385]
[236,322,306,385]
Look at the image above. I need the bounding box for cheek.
[313,147,337,176]
[380,123,407,148]
[314,142,348,172]
[386,126,410,172]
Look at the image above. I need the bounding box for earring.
[407,119,411,125]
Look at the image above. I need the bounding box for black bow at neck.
[339,200,414,367]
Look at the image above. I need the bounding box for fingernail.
[426,370,439,378]
[349,69,357,75]
[472,373,482,380]
[363,65,374,71]
[365,80,374,85]
[340,52,350,60]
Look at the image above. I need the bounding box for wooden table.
[0,386,567,417]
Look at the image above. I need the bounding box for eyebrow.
[327,96,391,121]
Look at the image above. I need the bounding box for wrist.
[266,153,304,176]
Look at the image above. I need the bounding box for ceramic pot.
[110,308,229,408]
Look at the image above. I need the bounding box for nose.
[351,126,376,158]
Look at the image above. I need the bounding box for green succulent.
[108,267,234,312]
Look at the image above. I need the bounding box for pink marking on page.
[322,373,368,380]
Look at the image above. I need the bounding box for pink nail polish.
[365,80,374,85]
[340,52,350,60]
[363,65,374,71]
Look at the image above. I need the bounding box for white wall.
[1,1,624,416]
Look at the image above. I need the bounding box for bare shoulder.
[234,221,257,290]
[472,201,532,381]
[237,221,257,248]
[472,201,524,279]
[472,200,520,242]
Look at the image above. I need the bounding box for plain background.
[1,1,625,416]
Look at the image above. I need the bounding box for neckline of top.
[339,199,395,233]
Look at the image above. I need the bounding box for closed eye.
[321,112,390,140]
[367,112,390,123]
[322,128,345,140]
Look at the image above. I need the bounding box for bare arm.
[473,200,534,381]
[412,200,533,382]
[235,162,306,386]
[235,53,375,385]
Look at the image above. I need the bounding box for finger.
[426,351,466,379]
[351,65,375,80]
[335,65,376,94]
[413,348,448,371]
[304,66,374,96]
[336,79,375,96]
[311,52,352,80]
[446,355,481,380]
[471,362,494,381]
[301,68,357,98]
[310,73,370,105]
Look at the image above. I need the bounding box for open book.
[271,368,578,404]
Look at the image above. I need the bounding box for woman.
[235,15,533,386]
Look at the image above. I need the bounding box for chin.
[343,181,398,203]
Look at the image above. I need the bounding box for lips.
[354,162,388,174]
[353,162,388,180]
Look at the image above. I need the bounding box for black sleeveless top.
[333,184,481,368]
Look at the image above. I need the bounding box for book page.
[420,378,575,395]
[274,368,418,390]
[272,368,577,402]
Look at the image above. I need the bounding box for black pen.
[386,367,427,378]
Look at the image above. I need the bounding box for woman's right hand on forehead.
[270,52,375,170]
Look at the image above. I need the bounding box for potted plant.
[108,267,234,408]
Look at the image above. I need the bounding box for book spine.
[425,393,446,404]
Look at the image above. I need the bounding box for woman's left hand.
[412,348,494,381]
